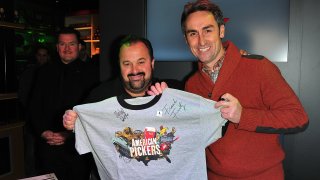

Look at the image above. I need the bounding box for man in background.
[19,46,51,108]
[18,45,51,177]
[29,27,99,180]
[79,39,92,63]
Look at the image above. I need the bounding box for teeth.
[199,47,209,52]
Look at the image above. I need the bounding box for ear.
[151,59,155,69]
[219,25,225,38]
[56,44,59,52]
[78,43,82,51]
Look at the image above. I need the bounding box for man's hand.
[41,130,69,145]
[63,110,78,131]
[147,82,168,95]
[214,93,242,123]
[240,49,249,55]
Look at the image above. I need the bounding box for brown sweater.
[185,41,308,179]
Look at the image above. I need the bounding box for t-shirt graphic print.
[74,88,226,180]
[113,125,177,166]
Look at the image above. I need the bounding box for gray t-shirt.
[74,88,226,180]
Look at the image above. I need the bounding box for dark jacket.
[29,59,99,137]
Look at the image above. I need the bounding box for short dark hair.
[35,45,49,54]
[181,0,224,34]
[119,34,154,60]
[56,27,81,43]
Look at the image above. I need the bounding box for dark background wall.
[99,0,197,82]
[99,0,146,81]
[281,0,320,179]
[99,0,320,179]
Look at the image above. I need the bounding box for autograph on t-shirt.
[114,108,129,121]
[161,98,186,119]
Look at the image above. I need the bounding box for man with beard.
[63,34,182,131]
[63,35,182,179]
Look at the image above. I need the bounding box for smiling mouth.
[128,72,145,81]
[129,75,143,81]
[199,47,210,52]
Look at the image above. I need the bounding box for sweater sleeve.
[238,60,308,134]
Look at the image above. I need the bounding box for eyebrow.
[186,29,197,34]
[186,24,214,34]
[203,25,214,30]
[121,57,146,63]
[138,57,146,61]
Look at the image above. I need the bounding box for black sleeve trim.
[242,54,264,60]
[256,121,309,134]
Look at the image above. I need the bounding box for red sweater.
[185,41,308,179]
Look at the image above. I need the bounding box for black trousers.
[35,141,93,180]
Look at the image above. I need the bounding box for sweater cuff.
[237,108,259,131]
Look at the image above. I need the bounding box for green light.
[38,38,46,43]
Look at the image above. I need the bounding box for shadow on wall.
[154,61,197,82]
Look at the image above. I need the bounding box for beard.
[122,71,153,94]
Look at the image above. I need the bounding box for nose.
[63,44,71,51]
[131,64,139,74]
[198,33,206,46]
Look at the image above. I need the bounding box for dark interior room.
[0,0,319,180]
[1,0,99,179]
